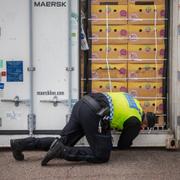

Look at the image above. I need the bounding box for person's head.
[142,112,157,128]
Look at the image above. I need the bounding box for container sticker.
[178,24,180,36]
[6,61,23,82]
[0,83,4,90]
[0,60,3,68]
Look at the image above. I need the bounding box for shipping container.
[0,0,180,149]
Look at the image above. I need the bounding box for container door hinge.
[177,116,180,126]
[66,67,74,72]
[177,71,180,81]
[28,114,36,131]
[27,67,36,72]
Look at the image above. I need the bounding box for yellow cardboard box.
[91,5,127,25]
[92,81,128,93]
[91,25,128,44]
[128,80,163,97]
[156,116,165,127]
[91,44,128,61]
[128,4,165,25]
[81,80,84,95]
[91,63,127,78]
[128,0,165,5]
[91,0,127,4]
[128,25,165,44]
[139,99,164,114]
[128,63,164,78]
[92,81,127,93]
[128,44,165,63]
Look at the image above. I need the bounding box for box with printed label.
[128,63,164,78]
[128,25,165,44]
[91,44,128,62]
[128,80,163,97]
[92,81,127,93]
[128,4,165,25]
[91,63,127,79]
[91,25,128,44]
[139,99,164,114]
[91,5,127,25]
[128,0,165,5]
[91,0,127,5]
[128,44,165,63]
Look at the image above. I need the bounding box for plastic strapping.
[105,5,112,92]
[88,18,168,21]
[154,4,158,114]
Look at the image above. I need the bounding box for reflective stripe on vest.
[106,92,143,130]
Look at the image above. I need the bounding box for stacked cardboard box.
[89,0,167,128]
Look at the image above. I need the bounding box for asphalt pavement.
[0,148,180,180]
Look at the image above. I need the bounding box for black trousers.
[58,100,112,163]
[30,100,141,163]
[54,100,141,163]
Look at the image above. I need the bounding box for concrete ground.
[0,148,180,180]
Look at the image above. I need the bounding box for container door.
[33,0,78,131]
[0,1,30,132]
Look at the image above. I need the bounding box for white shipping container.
[0,0,179,149]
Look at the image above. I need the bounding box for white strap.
[105,5,112,92]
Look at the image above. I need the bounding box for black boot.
[10,139,25,161]
[10,137,55,161]
[41,138,65,166]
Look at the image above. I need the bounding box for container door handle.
[40,96,67,107]
[1,96,30,107]
[40,96,77,107]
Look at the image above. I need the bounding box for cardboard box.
[91,44,128,62]
[128,80,163,97]
[128,25,165,44]
[91,5,127,25]
[128,4,165,25]
[91,25,128,44]
[128,63,164,78]
[81,80,85,95]
[142,115,165,128]
[128,0,165,5]
[91,63,127,78]
[91,0,127,5]
[92,81,127,93]
[139,99,164,114]
[128,44,165,63]
[156,115,165,127]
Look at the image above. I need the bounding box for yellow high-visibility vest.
[106,92,143,130]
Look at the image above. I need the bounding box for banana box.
[91,25,128,44]
[128,80,163,97]
[128,0,165,5]
[91,44,128,62]
[156,115,165,127]
[128,44,165,63]
[91,0,127,4]
[128,63,164,78]
[91,63,127,78]
[128,4,165,25]
[91,5,127,25]
[139,99,164,114]
[92,81,127,93]
[81,80,84,95]
[128,25,165,44]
